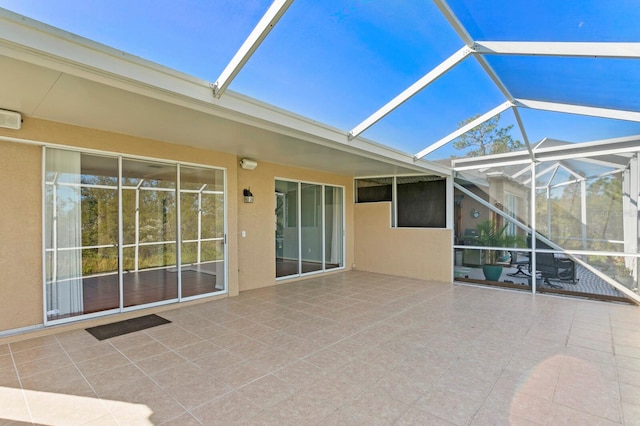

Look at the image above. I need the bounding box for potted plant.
[475,220,522,281]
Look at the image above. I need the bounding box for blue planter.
[482,264,503,281]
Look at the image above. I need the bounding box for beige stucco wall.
[0,140,43,330]
[0,117,356,334]
[354,202,452,282]
[237,161,354,292]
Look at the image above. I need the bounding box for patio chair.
[507,251,530,278]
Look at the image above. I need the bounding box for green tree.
[453,114,523,157]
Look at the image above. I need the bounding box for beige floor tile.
[0,354,13,371]
[148,327,205,350]
[84,363,147,396]
[622,402,640,425]
[547,402,621,425]
[331,388,407,425]
[2,272,639,425]
[146,361,203,388]
[75,352,132,377]
[65,341,121,363]
[134,351,190,375]
[0,387,32,424]
[303,347,353,371]
[107,331,157,351]
[173,340,222,361]
[413,386,485,426]
[9,335,58,353]
[118,340,170,362]
[11,342,65,365]
[395,406,455,425]
[237,374,296,409]
[160,411,203,426]
[471,406,541,426]
[193,349,243,371]
[15,353,73,379]
[106,389,185,425]
[273,359,324,389]
[56,330,105,353]
[213,359,270,389]
[163,373,232,410]
[190,392,261,425]
[24,387,110,426]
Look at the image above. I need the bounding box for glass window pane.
[325,186,343,270]
[276,180,299,278]
[122,159,177,307]
[45,149,119,321]
[180,166,225,298]
[301,183,322,273]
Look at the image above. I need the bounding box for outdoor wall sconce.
[470,208,480,219]
[243,188,254,203]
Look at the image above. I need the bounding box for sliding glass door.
[44,147,226,324]
[325,185,344,270]
[121,159,178,307]
[180,166,226,296]
[275,179,344,278]
[45,151,120,320]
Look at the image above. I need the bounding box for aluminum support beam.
[212,0,294,97]
[475,41,640,59]
[348,46,473,140]
[415,100,513,160]
[515,99,640,123]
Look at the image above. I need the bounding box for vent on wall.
[0,109,21,130]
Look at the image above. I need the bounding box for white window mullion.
[118,155,124,310]
[176,164,182,301]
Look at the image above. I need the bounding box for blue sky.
[1,0,639,159]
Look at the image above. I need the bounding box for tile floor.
[1,271,640,425]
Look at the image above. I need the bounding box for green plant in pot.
[475,220,522,282]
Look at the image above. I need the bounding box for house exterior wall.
[354,202,452,282]
[0,117,355,335]
[237,162,354,292]
[0,140,43,330]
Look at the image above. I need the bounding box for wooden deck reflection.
[71,268,221,317]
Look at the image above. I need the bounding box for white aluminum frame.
[41,144,228,327]
[212,0,294,97]
[275,177,346,281]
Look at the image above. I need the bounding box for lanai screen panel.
[447,0,640,42]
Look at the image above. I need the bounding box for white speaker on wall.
[0,109,21,130]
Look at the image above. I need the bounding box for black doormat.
[85,314,171,340]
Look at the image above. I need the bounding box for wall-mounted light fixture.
[0,109,21,130]
[243,188,254,203]
[470,208,480,219]
[240,158,258,170]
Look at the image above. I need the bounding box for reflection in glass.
[325,186,343,270]
[180,166,225,297]
[122,159,177,307]
[275,180,299,278]
[45,149,119,320]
